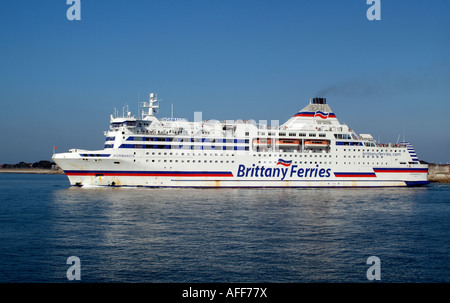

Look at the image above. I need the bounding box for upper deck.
[101,94,415,164]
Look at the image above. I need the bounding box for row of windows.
[79,153,110,157]
[144,159,235,164]
[119,144,249,151]
[256,160,390,166]
[336,141,363,146]
[278,132,300,137]
[137,158,390,166]
[126,136,249,144]
[334,134,353,139]
[141,152,379,159]
[105,143,407,156]
[339,148,405,153]
[253,153,333,158]
[253,153,386,159]
[110,121,151,128]
[144,151,236,157]
[257,132,324,137]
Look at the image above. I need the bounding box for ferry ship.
[52,94,429,187]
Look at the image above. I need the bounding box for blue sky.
[1,0,449,163]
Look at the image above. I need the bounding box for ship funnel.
[312,97,326,104]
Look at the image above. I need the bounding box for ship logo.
[276,159,292,167]
[293,111,337,119]
[314,111,336,119]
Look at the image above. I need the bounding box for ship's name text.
[237,164,331,180]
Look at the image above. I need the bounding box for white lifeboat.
[252,138,272,146]
[304,140,329,149]
[276,139,300,148]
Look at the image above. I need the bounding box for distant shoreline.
[428,164,450,183]
[0,168,64,175]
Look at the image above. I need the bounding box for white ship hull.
[53,150,429,188]
[52,95,429,188]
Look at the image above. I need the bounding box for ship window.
[289,133,296,137]
[319,134,326,137]
[299,133,306,137]
[309,133,316,137]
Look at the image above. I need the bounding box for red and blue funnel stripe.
[294,111,336,119]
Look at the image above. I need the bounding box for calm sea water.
[0,173,449,283]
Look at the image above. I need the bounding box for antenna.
[403,124,406,142]
[138,92,141,119]
[141,92,160,119]
[171,104,173,119]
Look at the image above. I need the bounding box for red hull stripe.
[334,172,377,178]
[374,168,428,173]
[65,170,234,177]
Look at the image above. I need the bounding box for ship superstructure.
[52,94,429,187]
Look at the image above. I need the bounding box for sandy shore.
[0,169,64,175]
